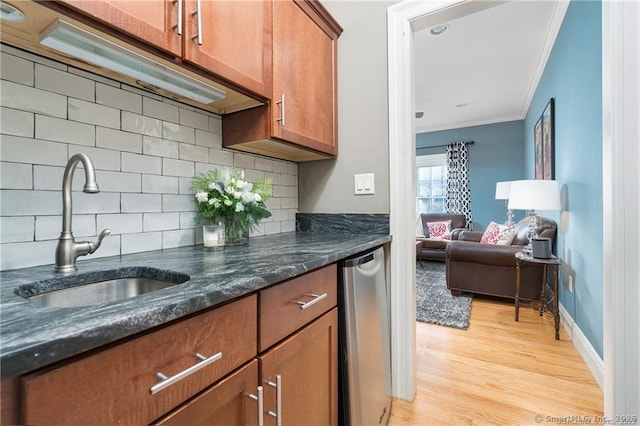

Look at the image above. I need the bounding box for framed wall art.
[534,98,555,180]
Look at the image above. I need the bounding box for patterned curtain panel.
[446,141,473,230]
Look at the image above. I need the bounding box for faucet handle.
[89,228,111,254]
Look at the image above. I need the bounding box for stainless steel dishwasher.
[339,246,392,425]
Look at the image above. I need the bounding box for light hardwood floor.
[388,296,603,425]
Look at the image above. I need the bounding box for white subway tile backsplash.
[95,170,141,193]
[179,143,208,162]
[35,64,95,101]
[0,190,61,216]
[163,158,194,177]
[121,232,162,254]
[36,215,96,240]
[121,152,162,175]
[0,135,68,166]
[162,228,194,249]
[0,216,34,243]
[97,213,142,234]
[144,212,179,232]
[234,153,255,169]
[142,174,179,194]
[1,51,34,86]
[96,83,142,113]
[35,115,95,146]
[162,194,195,212]
[0,162,32,189]
[33,165,64,191]
[179,212,198,229]
[121,193,162,213]
[0,51,297,270]
[163,122,195,144]
[1,80,66,118]
[143,136,179,158]
[179,108,209,131]
[0,240,57,271]
[209,148,234,166]
[69,98,120,129]
[209,116,222,134]
[195,129,222,149]
[1,107,34,137]
[73,192,120,214]
[96,127,142,153]
[68,146,121,171]
[122,111,162,137]
[143,97,178,123]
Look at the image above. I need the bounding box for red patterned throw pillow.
[480,221,514,245]
[426,220,451,238]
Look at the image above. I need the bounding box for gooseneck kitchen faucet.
[55,153,111,273]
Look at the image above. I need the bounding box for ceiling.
[413,1,565,134]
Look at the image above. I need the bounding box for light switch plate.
[354,173,375,195]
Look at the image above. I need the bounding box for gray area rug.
[416,261,472,329]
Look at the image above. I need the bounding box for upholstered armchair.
[445,217,557,300]
[416,212,466,262]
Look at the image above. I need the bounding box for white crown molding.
[520,0,571,117]
[416,113,526,134]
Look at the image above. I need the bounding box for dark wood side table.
[514,252,563,340]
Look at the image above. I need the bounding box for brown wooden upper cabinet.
[223,0,343,162]
[58,0,271,98]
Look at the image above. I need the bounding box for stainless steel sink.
[16,267,190,308]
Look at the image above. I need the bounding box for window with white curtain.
[416,154,447,214]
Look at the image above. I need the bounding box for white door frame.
[388,0,640,414]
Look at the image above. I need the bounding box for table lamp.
[508,180,561,256]
[495,181,513,229]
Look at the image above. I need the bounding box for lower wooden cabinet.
[259,308,338,426]
[9,265,339,425]
[154,360,261,425]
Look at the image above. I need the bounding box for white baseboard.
[559,303,604,389]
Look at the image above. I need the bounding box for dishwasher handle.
[342,251,375,268]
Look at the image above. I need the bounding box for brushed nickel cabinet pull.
[296,293,328,310]
[150,351,222,394]
[276,94,286,126]
[248,386,264,426]
[191,0,202,45]
[266,374,282,426]
[171,0,182,35]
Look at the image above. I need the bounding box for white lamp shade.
[495,181,511,200]
[508,180,561,211]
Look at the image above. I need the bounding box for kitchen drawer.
[259,265,337,352]
[154,360,260,426]
[21,294,257,426]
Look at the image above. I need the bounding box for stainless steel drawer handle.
[172,0,182,35]
[191,0,203,45]
[248,386,264,426]
[150,352,222,394]
[296,293,328,310]
[266,374,282,426]
[276,94,285,127]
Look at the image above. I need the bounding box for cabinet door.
[183,0,271,97]
[272,0,338,155]
[259,308,338,426]
[155,360,261,425]
[22,295,257,425]
[61,1,182,56]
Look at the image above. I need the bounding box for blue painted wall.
[416,120,526,230]
[524,1,603,357]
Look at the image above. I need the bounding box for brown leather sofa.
[445,217,557,300]
[416,212,466,261]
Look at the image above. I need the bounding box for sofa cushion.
[426,220,451,238]
[480,221,513,245]
[417,237,450,250]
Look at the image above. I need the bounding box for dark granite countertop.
[0,231,391,379]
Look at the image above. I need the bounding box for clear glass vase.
[223,216,249,246]
[202,222,225,251]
